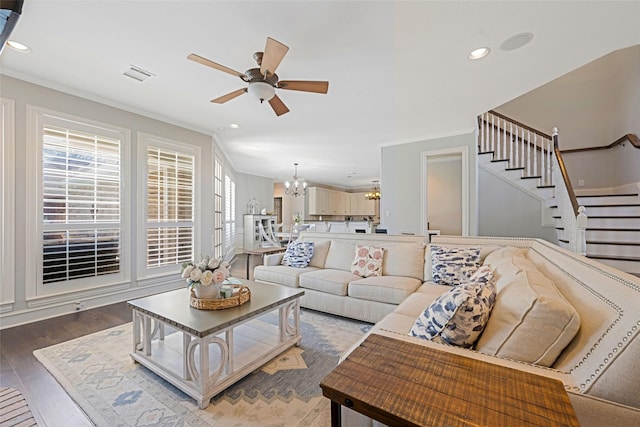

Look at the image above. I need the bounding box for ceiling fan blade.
[211,88,247,104]
[268,95,290,116]
[260,37,289,77]
[187,53,245,79]
[277,80,329,94]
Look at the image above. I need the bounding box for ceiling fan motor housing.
[245,68,278,85]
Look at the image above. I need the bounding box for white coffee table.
[128,281,304,409]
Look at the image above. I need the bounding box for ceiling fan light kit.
[247,81,275,102]
[188,37,329,116]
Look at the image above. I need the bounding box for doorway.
[421,146,469,236]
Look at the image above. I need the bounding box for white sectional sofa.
[254,232,427,323]
[253,232,640,425]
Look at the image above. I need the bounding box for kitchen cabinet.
[349,192,376,216]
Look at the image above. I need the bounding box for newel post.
[576,206,588,256]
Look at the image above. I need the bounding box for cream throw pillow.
[475,269,581,367]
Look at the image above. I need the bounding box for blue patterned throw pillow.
[409,266,496,348]
[431,246,481,286]
[282,241,315,268]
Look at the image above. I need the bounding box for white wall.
[478,169,558,243]
[0,76,268,327]
[380,132,477,236]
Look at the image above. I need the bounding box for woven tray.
[190,285,251,310]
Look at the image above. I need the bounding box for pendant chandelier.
[365,180,381,200]
[284,163,307,197]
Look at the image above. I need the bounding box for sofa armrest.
[567,391,640,426]
[263,253,284,266]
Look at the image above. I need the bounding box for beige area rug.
[34,309,370,427]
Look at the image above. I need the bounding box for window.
[213,156,223,259]
[26,107,130,295]
[224,174,236,252]
[146,147,194,268]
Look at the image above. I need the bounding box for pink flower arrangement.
[181,252,234,291]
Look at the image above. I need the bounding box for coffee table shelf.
[128,282,304,409]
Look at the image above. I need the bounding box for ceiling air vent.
[123,65,154,82]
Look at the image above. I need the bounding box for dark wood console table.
[320,334,579,427]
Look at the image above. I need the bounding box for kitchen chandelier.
[365,180,381,200]
[284,163,307,197]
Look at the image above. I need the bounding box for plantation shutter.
[42,125,121,284]
[146,147,194,267]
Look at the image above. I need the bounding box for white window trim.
[136,132,201,280]
[1,98,15,309]
[25,105,132,300]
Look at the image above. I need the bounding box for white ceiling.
[2,1,639,189]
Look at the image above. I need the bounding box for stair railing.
[477,111,587,253]
[478,110,554,186]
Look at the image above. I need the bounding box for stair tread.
[505,167,525,171]
[589,215,640,219]
[537,185,555,189]
[490,159,509,163]
[587,254,640,262]
[587,240,640,246]
[577,193,639,198]
[521,175,542,179]
[587,227,640,232]
[582,203,640,207]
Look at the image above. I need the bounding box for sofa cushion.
[408,266,497,347]
[394,288,451,317]
[430,246,481,286]
[298,269,361,296]
[253,265,319,288]
[382,242,425,280]
[475,268,581,367]
[348,276,422,305]
[307,239,331,268]
[350,244,384,277]
[282,241,315,268]
[482,246,526,267]
[324,240,358,271]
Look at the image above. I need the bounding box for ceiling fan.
[187,37,329,116]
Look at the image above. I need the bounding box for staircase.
[576,191,640,276]
[477,111,640,276]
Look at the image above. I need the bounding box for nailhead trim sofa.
[253,233,640,425]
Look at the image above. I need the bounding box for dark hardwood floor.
[0,255,253,426]
[0,302,132,426]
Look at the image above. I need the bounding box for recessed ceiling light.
[500,32,534,51]
[229,123,239,129]
[468,47,490,60]
[6,40,31,53]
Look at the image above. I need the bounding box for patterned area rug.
[34,309,370,427]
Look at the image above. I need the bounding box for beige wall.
[496,45,640,188]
